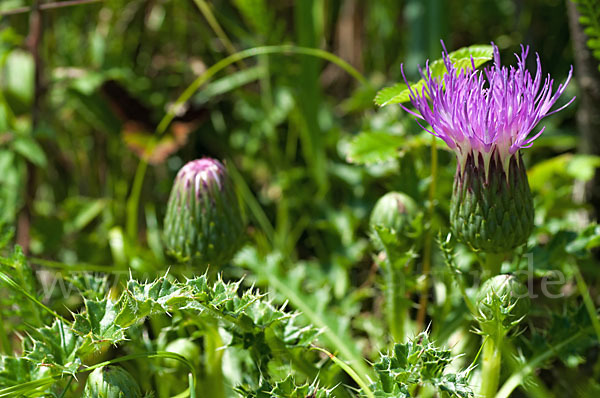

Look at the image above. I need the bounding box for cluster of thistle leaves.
[0,235,474,397]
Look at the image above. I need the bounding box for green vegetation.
[0,1,599,397]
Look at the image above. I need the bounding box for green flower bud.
[450,152,534,253]
[164,158,245,265]
[477,274,530,336]
[369,192,418,235]
[83,366,141,398]
[163,338,200,369]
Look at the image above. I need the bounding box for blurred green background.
[0,0,577,268]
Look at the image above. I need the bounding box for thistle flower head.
[164,157,245,265]
[400,42,574,176]
[400,42,573,253]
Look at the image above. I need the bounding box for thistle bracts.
[476,274,530,338]
[83,366,142,398]
[450,151,533,252]
[164,158,245,265]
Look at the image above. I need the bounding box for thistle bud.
[83,366,142,398]
[164,158,245,265]
[369,192,418,236]
[450,152,534,253]
[476,274,530,336]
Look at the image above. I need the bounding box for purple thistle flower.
[400,42,574,176]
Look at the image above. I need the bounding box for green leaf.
[63,197,107,234]
[566,155,600,181]
[528,154,600,191]
[11,136,47,167]
[24,320,82,376]
[232,0,273,37]
[375,44,494,107]
[566,224,600,256]
[72,298,126,355]
[193,66,266,105]
[63,274,111,301]
[0,356,53,393]
[236,375,334,397]
[114,275,191,328]
[572,0,600,65]
[374,83,408,108]
[1,50,34,113]
[368,332,473,397]
[346,131,405,165]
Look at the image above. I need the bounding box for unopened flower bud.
[84,366,142,398]
[164,158,245,265]
[369,191,418,236]
[477,274,530,335]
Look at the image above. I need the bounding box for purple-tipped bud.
[164,158,245,265]
[400,42,574,252]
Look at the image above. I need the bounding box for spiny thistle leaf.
[529,305,597,366]
[0,356,49,389]
[72,298,126,355]
[2,270,321,394]
[63,273,111,301]
[367,333,473,398]
[114,274,191,328]
[24,320,82,376]
[235,375,334,397]
[183,275,321,350]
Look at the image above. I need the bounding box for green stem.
[192,0,245,68]
[483,252,505,280]
[440,234,478,316]
[416,135,438,331]
[155,45,366,136]
[572,263,600,343]
[57,376,74,398]
[480,335,502,398]
[0,311,11,354]
[312,347,375,398]
[203,324,225,398]
[383,256,408,342]
[126,159,148,241]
